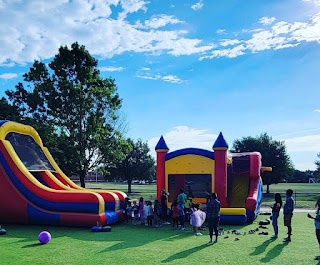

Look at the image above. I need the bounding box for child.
[153,200,162,227]
[271,193,282,239]
[132,201,139,225]
[171,201,179,229]
[139,197,145,225]
[126,201,133,224]
[185,197,193,221]
[307,198,320,260]
[178,201,185,230]
[146,201,154,227]
[190,203,203,236]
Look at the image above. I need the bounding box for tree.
[0,97,21,121]
[286,169,315,183]
[108,138,155,193]
[315,153,320,180]
[232,133,294,193]
[5,42,127,188]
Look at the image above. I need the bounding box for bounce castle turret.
[0,121,127,227]
[156,133,268,225]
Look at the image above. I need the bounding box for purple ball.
[38,231,51,244]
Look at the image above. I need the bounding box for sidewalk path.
[260,207,315,213]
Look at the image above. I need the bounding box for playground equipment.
[155,133,271,225]
[0,120,126,227]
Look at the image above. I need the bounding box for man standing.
[283,189,294,243]
[206,192,221,244]
[177,188,187,209]
[161,190,170,224]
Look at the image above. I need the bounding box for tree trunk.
[128,179,132,193]
[80,174,86,188]
[266,184,270,194]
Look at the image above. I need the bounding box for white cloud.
[259,17,276,25]
[137,73,184,83]
[201,11,320,60]
[219,39,242,47]
[294,162,317,171]
[135,14,183,29]
[0,0,213,64]
[314,109,320,112]
[140,67,150,71]
[148,126,218,157]
[191,1,204,11]
[303,0,320,6]
[0,73,18,79]
[199,45,246,60]
[284,134,320,152]
[216,29,226,34]
[118,0,148,20]
[99,66,124,72]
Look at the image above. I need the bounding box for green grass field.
[1,213,319,265]
[1,182,319,265]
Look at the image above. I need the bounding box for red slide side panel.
[245,178,259,211]
[0,164,28,223]
[60,213,107,227]
[0,143,101,204]
[250,153,261,179]
[38,171,65,190]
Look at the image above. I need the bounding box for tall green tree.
[232,133,294,193]
[108,138,155,193]
[315,153,320,179]
[5,42,127,187]
[0,97,21,121]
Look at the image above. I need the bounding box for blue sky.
[1,0,320,171]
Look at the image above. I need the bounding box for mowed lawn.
[1,213,319,265]
[1,182,319,265]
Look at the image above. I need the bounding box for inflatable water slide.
[0,120,126,227]
[156,133,271,225]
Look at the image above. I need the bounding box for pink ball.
[38,231,51,244]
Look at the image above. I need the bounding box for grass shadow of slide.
[250,239,273,256]
[161,243,209,263]
[22,243,42,248]
[260,243,288,263]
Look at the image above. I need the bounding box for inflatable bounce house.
[0,120,126,227]
[155,133,271,225]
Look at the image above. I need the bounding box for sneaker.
[234,237,240,241]
[271,235,277,239]
[208,240,213,244]
[213,239,217,243]
[283,237,291,243]
[181,227,186,231]
[196,232,202,236]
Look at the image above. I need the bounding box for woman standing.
[271,193,282,239]
[307,198,320,260]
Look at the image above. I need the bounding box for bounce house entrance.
[168,174,211,203]
[229,175,249,208]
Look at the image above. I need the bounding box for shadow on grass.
[22,243,42,248]
[260,243,288,263]
[161,243,210,263]
[250,238,273,256]
[99,225,193,253]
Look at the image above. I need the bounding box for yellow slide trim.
[0,121,43,146]
[3,140,105,213]
[220,208,246,215]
